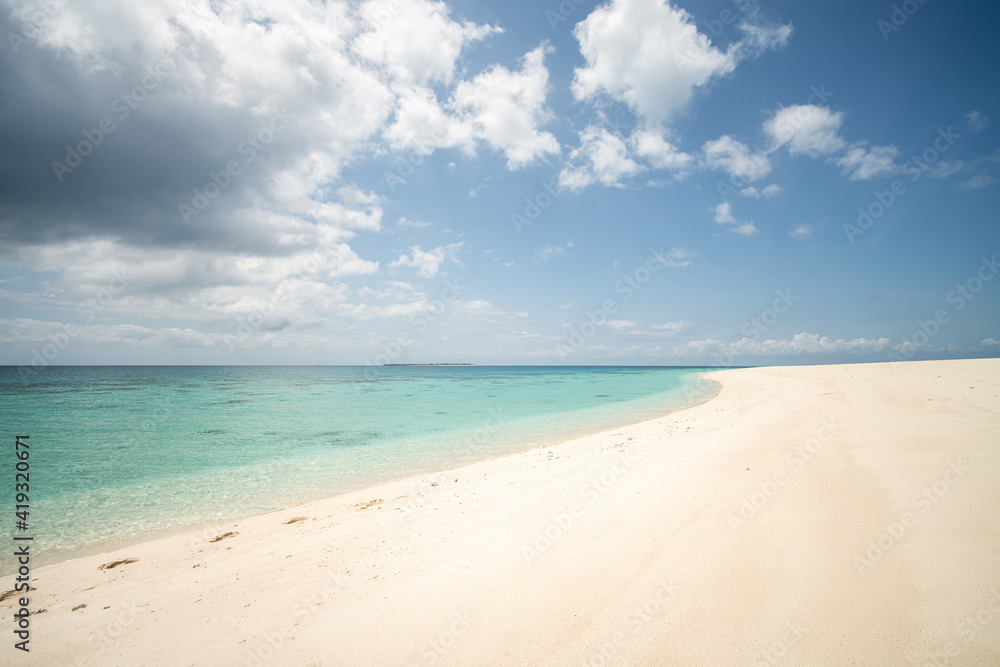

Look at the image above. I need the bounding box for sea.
[0,365,719,572]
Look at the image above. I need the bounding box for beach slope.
[4,359,999,665]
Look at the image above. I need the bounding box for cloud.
[671,332,893,357]
[789,224,813,240]
[389,243,463,278]
[765,105,845,156]
[534,242,574,262]
[762,184,783,197]
[729,221,759,236]
[559,126,643,190]
[397,216,430,229]
[355,0,500,86]
[981,338,1000,350]
[630,129,693,173]
[658,246,694,267]
[966,110,992,133]
[702,135,771,182]
[714,202,737,224]
[650,321,691,333]
[570,0,789,128]
[959,174,994,191]
[450,43,561,169]
[713,202,758,236]
[383,44,560,169]
[557,301,581,310]
[835,144,900,180]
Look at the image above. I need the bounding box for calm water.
[0,365,719,571]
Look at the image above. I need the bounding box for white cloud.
[397,216,430,229]
[765,105,846,156]
[451,44,560,169]
[630,129,693,173]
[835,144,901,180]
[534,242,574,262]
[557,301,581,310]
[981,338,1000,350]
[672,332,893,357]
[762,184,783,197]
[959,174,994,191]
[570,0,789,128]
[355,0,500,86]
[658,246,694,267]
[730,221,759,236]
[966,110,992,133]
[651,321,691,333]
[713,202,758,236]
[789,224,813,240]
[714,202,737,224]
[559,126,643,190]
[389,243,463,278]
[702,135,771,182]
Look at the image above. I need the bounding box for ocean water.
[0,365,719,571]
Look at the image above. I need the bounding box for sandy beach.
[4,359,999,665]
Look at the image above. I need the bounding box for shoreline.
[6,370,722,575]
[4,359,998,665]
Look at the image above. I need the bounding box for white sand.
[3,359,999,665]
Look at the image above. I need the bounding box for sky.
[0,0,998,368]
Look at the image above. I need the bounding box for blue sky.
[0,0,997,367]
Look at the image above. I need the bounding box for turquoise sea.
[0,365,719,572]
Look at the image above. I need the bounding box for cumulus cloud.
[389,243,463,278]
[570,0,789,128]
[765,105,846,156]
[630,129,693,173]
[714,202,738,224]
[702,135,771,182]
[835,144,901,180]
[713,202,758,236]
[451,44,560,169]
[355,0,500,86]
[559,126,643,190]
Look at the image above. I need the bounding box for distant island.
[383,363,475,366]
